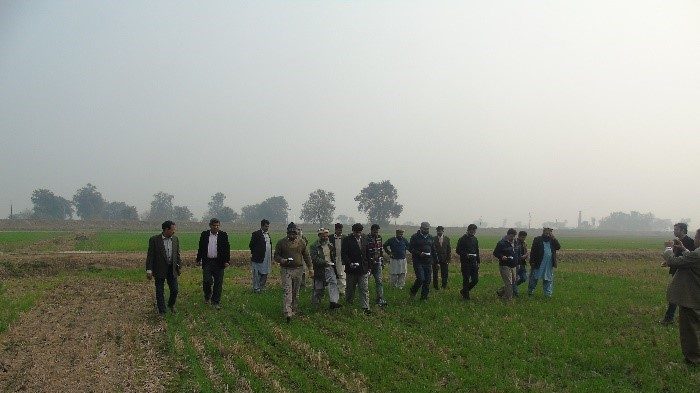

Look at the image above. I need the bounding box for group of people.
[144,218,700,365]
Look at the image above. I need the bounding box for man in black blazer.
[660,222,698,325]
[249,219,272,293]
[341,223,371,315]
[146,220,181,315]
[196,218,231,309]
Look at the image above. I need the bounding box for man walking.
[512,231,529,297]
[146,220,181,315]
[332,223,346,296]
[409,222,435,300]
[432,226,451,290]
[297,227,310,289]
[367,224,387,306]
[528,227,561,297]
[274,223,312,322]
[661,228,700,365]
[456,224,480,300]
[196,218,231,309]
[310,228,342,310]
[341,223,371,315]
[660,222,697,325]
[494,228,518,301]
[383,229,410,289]
[249,219,272,294]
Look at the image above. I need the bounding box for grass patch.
[1,253,696,391]
[0,276,63,334]
[0,231,72,252]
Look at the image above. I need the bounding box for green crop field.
[1,258,697,392]
[0,230,668,253]
[0,231,72,252]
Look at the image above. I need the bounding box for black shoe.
[286,316,291,323]
[420,296,428,301]
[330,302,343,310]
[433,286,439,291]
[204,298,211,305]
[168,305,177,314]
[409,289,417,299]
[363,308,372,315]
[461,290,470,300]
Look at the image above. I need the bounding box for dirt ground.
[0,278,173,392]
[0,249,657,279]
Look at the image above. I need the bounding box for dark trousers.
[432,261,448,289]
[203,258,225,305]
[678,306,700,364]
[664,303,678,321]
[411,263,432,299]
[460,261,479,298]
[155,264,178,313]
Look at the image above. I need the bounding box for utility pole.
[9,203,13,219]
[528,212,532,229]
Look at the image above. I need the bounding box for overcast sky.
[1,1,699,227]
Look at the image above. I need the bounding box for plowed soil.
[0,278,173,392]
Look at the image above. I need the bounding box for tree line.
[10,180,404,226]
[9,182,684,231]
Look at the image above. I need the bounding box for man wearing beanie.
[367,224,387,306]
[274,222,312,322]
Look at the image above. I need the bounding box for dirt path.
[0,278,174,392]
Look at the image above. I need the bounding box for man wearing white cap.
[310,228,342,310]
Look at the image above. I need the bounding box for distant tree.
[300,189,335,227]
[473,218,488,228]
[102,201,139,220]
[173,205,194,222]
[9,209,33,219]
[598,211,671,231]
[147,191,174,221]
[336,215,356,226]
[205,192,239,222]
[541,220,568,230]
[72,183,106,220]
[241,196,289,223]
[354,180,403,226]
[31,189,73,219]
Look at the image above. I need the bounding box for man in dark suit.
[456,224,480,300]
[432,225,452,290]
[342,223,372,315]
[660,222,697,325]
[146,220,181,315]
[249,219,272,294]
[196,218,231,309]
[661,229,700,365]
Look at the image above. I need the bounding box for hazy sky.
[1,1,699,227]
